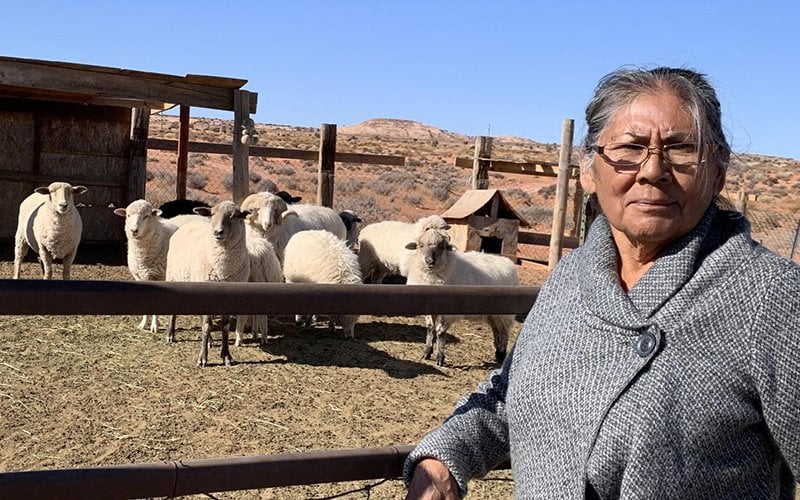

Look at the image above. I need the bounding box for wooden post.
[128,107,150,203]
[570,179,583,238]
[317,123,336,208]
[791,219,800,262]
[176,105,190,200]
[232,90,251,205]
[548,118,574,270]
[471,136,493,190]
[736,189,748,217]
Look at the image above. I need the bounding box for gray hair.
[582,66,731,172]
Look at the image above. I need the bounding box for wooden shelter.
[441,189,530,260]
[0,56,257,244]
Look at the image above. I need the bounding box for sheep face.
[406,229,454,272]
[35,182,87,214]
[241,193,290,235]
[197,201,248,243]
[114,200,161,240]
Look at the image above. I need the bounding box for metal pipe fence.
[0,280,534,497]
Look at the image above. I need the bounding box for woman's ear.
[581,157,597,194]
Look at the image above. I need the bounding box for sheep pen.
[0,257,535,498]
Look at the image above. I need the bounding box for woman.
[404,67,800,499]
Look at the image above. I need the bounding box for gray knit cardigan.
[404,206,800,498]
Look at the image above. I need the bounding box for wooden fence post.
[176,105,190,200]
[548,118,574,270]
[317,123,336,208]
[471,136,493,190]
[232,90,251,205]
[128,107,149,203]
[736,189,748,217]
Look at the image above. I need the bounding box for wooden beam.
[548,119,574,270]
[317,123,336,207]
[146,139,405,165]
[454,156,579,178]
[0,57,256,112]
[518,231,579,249]
[176,106,190,200]
[232,90,250,205]
[471,136,492,189]
[127,107,149,202]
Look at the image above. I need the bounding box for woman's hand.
[405,458,459,500]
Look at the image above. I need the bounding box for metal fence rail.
[0,280,539,316]
[0,446,423,499]
[0,280,533,497]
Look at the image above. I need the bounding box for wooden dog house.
[0,56,257,245]
[441,189,530,260]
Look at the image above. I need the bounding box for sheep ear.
[113,208,127,217]
[443,223,451,230]
[73,186,88,195]
[238,210,250,219]
[194,207,212,217]
[34,186,50,195]
[448,244,457,251]
[153,209,163,217]
[405,242,418,250]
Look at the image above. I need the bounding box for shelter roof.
[0,56,256,113]
[441,189,530,227]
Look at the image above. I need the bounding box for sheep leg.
[489,315,511,363]
[12,233,28,279]
[138,315,149,330]
[219,314,234,366]
[434,318,448,367]
[422,314,436,360]
[150,315,159,334]
[234,315,247,347]
[197,314,212,367]
[166,315,177,343]
[39,249,54,280]
[61,250,77,280]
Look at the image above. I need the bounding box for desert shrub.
[338,195,387,224]
[407,158,423,167]
[252,178,277,192]
[271,165,296,176]
[222,174,233,192]
[519,206,553,226]
[400,177,416,190]
[378,172,407,184]
[187,172,208,190]
[282,178,300,190]
[337,178,366,194]
[372,181,393,196]
[404,194,423,205]
[538,184,557,200]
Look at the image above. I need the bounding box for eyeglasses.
[593,142,703,173]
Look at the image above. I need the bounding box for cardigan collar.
[578,204,726,331]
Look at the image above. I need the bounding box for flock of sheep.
[12,181,520,367]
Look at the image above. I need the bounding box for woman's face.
[582,90,725,250]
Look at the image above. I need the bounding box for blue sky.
[3,1,798,160]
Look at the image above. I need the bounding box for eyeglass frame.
[591,142,711,174]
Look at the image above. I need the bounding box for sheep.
[240,191,347,262]
[404,228,519,367]
[13,182,88,280]
[338,210,363,250]
[113,199,180,333]
[274,190,302,204]
[282,229,363,338]
[234,231,283,347]
[165,201,251,367]
[357,214,450,284]
[157,199,210,219]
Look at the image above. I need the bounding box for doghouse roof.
[442,189,531,227]
[0,55,257,113]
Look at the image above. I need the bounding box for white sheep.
[405,228,519,366]
[357,214,450,283]
[240,191,347,262]
[282,229,363,338]
[113,199,180,333]
[234,230,284,347]
[13,182,88,280]
[165,201,251,367]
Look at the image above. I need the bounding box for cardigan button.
[635,332,657,357]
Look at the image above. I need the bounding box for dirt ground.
[0,258,525,499]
